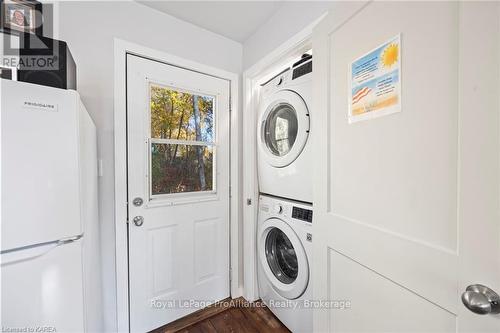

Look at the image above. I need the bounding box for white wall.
[57,2,242,331]
[243,1,330,70]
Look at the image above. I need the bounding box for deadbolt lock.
[133,197,143,207]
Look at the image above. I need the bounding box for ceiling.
[137,1,283,43]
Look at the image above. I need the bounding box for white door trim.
[113,39,240,333]
[242,12,327,302]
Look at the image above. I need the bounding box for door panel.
[329,250,456,333]
[149,225,177,295]
[313,1,500,332]
[320,0,459,321]
[127,54,230,332]
[194,217,223,282]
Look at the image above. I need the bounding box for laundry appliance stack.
[256,54,314,333]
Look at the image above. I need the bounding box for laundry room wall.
[53,2,242,331]
[243,1,330,70]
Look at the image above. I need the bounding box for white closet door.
[312,2,500,332]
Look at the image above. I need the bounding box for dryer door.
[258,90,310,167]
[258,217,309,299]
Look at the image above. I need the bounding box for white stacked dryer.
[257,55,313,204]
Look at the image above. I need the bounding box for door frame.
[242,13,327,302]
[113,39,240,333]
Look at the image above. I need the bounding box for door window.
[265,227,298,284]
[149,84,215,196]
[263,103,298,156]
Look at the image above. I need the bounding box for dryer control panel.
[292,206,313,223]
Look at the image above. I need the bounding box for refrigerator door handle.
[1,234,83,266]
[57,234,83,245]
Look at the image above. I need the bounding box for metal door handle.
[462,284,500,315]
[133,216,144,227]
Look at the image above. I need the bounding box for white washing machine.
[257,55,313,203]
[257,194,313,333]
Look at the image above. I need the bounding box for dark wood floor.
[151,298,290,333]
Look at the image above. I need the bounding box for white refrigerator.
[1,79,102,332]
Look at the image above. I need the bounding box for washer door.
[258,90,310,167]
[258,218,309,299]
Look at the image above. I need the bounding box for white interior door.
[312,2,500,332]
[127,54,231,332]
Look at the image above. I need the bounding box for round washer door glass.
[265,227,298,284]
[264,103,298,157]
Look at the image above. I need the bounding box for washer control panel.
[292,206,313,223]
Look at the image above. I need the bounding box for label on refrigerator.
[22,100,58,112]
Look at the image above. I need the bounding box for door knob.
[461,284,500,315]
[132,216,144,227]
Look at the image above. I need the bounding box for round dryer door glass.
[264,103,298,156]
[265,227,298,284]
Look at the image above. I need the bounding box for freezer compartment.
[1,238,85,332]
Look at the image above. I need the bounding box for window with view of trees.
[149,84,215,196]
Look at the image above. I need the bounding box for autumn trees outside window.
[149,84,215,195]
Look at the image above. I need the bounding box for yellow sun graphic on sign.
[382,43,399,67]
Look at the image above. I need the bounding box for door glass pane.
[150,85,214,142]
[265,228,298,284]
[264,103,298,156]
[151,143,214,195]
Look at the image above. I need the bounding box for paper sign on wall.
[349,35,401,123]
